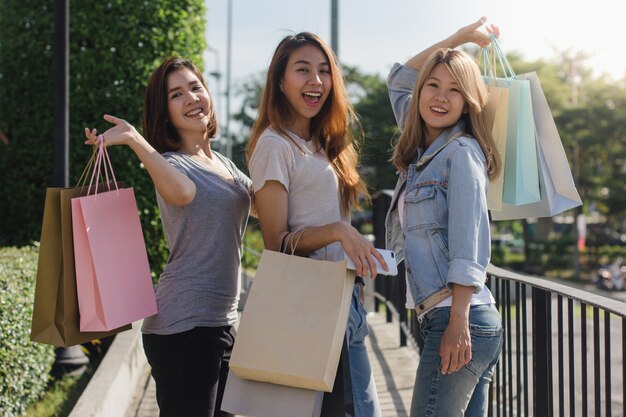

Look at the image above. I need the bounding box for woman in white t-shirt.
[246,32,386,417]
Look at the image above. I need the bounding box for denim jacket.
[385,63,491,307]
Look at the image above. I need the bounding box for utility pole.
[206,46,223,149]
[330,0,338,56]
[52,0,90,374]
[53,0,69,187]
[566,52,583,280]
[225,0,233,159]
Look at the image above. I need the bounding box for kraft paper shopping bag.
[71,139,157,331]
[31,185,131,347]
[482,37,541,206]
[230,249,354,391]
[482,82,509,210]
[490,72,582,220]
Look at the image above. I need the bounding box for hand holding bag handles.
[71,135,157,331]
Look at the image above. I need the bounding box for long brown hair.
[392,49,501,179]
[245,32,367,213]
[143,57,217,153]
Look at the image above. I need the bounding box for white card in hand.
[344,249,398,276]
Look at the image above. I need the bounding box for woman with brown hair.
[247,32,385,417]
[84,57,251,417]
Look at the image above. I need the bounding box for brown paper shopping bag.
[230,248,355,392]
[30,185,131,347]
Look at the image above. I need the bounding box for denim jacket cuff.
[447,259,487,292]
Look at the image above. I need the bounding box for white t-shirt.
[249,128,348,262]
[398,188,494,309]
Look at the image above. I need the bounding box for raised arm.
[404,17,497,72]
[387,17,498,129]
[84,114,196,206]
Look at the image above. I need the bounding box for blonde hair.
[246,32,368,213]
[392,49,501,179]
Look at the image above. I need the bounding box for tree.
[343,66,398,192]
[0,0,206,274]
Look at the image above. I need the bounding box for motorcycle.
[595,256,626,291]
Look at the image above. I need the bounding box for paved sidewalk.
[125,312,419,417]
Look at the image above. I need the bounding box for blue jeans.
[345,284,382,417]
[410,304,502,417]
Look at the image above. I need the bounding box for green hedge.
[0,247,55,417]
[0,0,206,276]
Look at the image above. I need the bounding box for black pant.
[143,326,236,417]
[321,337,354,417]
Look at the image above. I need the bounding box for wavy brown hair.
[392,49,501,179]
[143,57,217,153]
[245,32,367,213]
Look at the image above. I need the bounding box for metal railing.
[371,192,626,417]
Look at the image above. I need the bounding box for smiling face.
[166,68,213,141]
[418,63,466,145]
[279,44,332,137]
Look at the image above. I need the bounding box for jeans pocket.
[465,326,503,377]
[469,323,502,337]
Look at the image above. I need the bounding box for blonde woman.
[386,18,503,416]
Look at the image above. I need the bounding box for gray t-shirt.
[142,151,251,335]
[249,128,348,262]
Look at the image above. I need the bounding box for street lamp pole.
[225,0,233,159]
[53,0,89,374]
[206,46,223,150]
[330,0,339,56]
[53,0,69,187]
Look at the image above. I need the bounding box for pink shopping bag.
[72,137,157,331]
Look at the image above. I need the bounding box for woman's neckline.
[286,128,312,142]
[179,151,238,185]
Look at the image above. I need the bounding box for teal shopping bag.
[483,37,541,206]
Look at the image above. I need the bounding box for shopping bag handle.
[279,230,306,256]
[280,229,332,260]
[490,34,516,78]
[85,134,119,197]
[75,146,98,189]
[478,34,516,82]
[285,229,305,255]
[478,42,500,85]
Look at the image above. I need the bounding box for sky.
[204,0,626,125]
